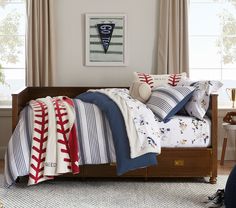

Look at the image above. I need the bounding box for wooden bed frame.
[12,87,218,184]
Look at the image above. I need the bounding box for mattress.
[158,115,211,148]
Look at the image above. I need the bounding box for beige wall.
[54,0,159,87]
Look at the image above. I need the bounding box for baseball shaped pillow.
[129,81,151,103]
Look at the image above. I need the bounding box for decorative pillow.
[178,80,223,120]
[146,86,195,123]
[129,81,151,103]
[133,72,187,88]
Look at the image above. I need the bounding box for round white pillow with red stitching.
[129,81,151,103]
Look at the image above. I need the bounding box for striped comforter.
[4,99,116,187]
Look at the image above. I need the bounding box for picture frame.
[85,13,127,66]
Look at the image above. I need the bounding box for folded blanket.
[90,88,161,158]
[28,96,79,185]
[77,92,157,175]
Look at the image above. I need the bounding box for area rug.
[0,176,228,208]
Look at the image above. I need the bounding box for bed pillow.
[129,81,151,103]
[133,72,187,88]
[179,80,223,120]
[146,86,195,123]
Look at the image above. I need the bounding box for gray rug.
[0,176,228,208]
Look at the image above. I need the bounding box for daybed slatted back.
[12,87,127,131]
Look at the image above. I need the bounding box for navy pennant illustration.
[97,23,115,53]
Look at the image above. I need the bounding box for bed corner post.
[209,94,218,184]
[11,87,29,132]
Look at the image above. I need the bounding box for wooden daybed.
[12,87,218,184]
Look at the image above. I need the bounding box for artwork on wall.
[85,13,127,66]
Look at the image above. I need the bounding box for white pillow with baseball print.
[133,72,188,88]
[179,80,223,120]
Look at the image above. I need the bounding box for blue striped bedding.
[4,94,157,187]
[5,99,116,187]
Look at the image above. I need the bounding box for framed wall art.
[85,13,127,66]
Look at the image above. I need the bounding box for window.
[0,0,26,106]
[189,0,236,106]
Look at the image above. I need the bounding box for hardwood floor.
[218,160,236,175]
[0,160,235,175]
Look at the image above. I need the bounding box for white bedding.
[91,88,161,158]
[158,115,211,148]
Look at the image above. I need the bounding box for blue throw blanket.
[77,92,157,175]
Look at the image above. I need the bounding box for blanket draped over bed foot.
[28,96,80,185]
[4,90,161,187]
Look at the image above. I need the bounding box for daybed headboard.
[11,87,218,133]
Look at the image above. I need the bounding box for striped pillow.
[146,86,195,122]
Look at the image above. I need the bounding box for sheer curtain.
[26,0,56,86]
[157,0,189,75]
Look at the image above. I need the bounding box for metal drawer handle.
[110,163,116,166]
[174,160,184,166]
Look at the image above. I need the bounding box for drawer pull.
[110,163,116,166]
[174,160,184,166]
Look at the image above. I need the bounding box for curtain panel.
[157,0,189,75]
[26,0,56,86]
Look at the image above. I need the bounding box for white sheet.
[158,115,211,148]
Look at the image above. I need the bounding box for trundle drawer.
[83,164,146,177]
[147,148,212,177]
